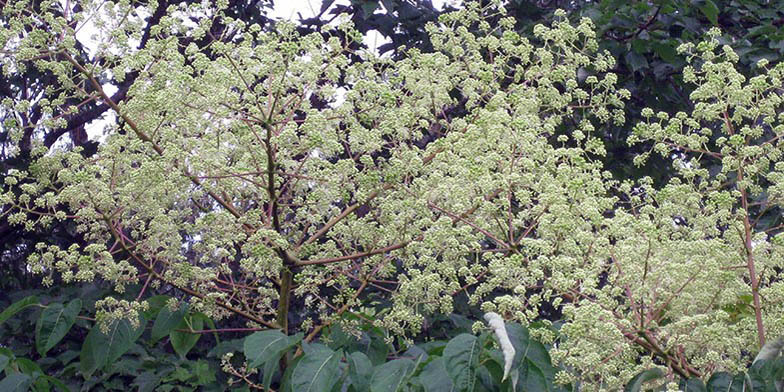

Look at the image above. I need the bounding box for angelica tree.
[6,0,784,390]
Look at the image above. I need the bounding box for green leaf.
[706,372,746,392]
[151,302,188,343]
[516,358,551,392]
[625,51,648,73]
[40,375,72,392]
[0,349,12,372]
[680,377,707,392]
[625,368,664,392]
[415,357,453,392]
[169,313,204,359]
[132,371,161,392]
[359,0,380,17]
[370,358,415,392]
[326,325,389,365]
[505,322,556,383]
[244,329,290,368]
[280,353,303,392]
[291,344,341,392]
[140,295,170,320]
[15,357,43,375]
[443,333,481,391]
[0,296,39,326]
[244,329,302,390]
[652,42,678,63]
[699,0,719,25]
[35,299,81,356]
[0,373,32,392]
[80,316,146,379]
[347,351,373,392]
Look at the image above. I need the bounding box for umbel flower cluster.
[3,0,784,388]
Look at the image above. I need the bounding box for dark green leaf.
[505,322,556,382]
[746,25,777,39]
[680,377,707,392]
[35,299,81,356]
[244,330,302,390]
[625,368,664,392]
[0,373,32,392]
[151,302,188,343]
[326,325,389,365]
[291,344,341,392]
[15,357,42,375]
[207,338,244,358]
[707,371,746,392]
[652,42,678,63]
[416,357,454,392]
[370,358,415,392]
[40,375,71,392]
[699,0,719,25]
[625,51,649,73]
[0,296,39,326]
[347,351,373,392]
[141,295,171,320]
[80,316,146,378]
[169,313,204,359]
[443,333,481,391]
[244,329,290,368]
[517,358,551,392]
[133,371,160,392]
[0,349,11,372]
[191,360,216,385]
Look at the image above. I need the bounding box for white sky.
[80,0,461,142]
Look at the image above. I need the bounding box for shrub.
[3,1,784,389]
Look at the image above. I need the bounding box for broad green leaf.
[207,338,244,358]
[370,358,415,392]
[14,357,43,375]
[706,372,747,392]
[0,296,39,326]
[415,357,453,392]
[347,352,373,392]
[151,302,188,343]
[141,295,170,320]
[443,333,481,391]
[192,360,216,385]
[517,358,550,392]
[680,377,707,392]
[0,349,11,372]
[326,325,389,365]
[505,323,556,381]
[35,299,82,356]
[132,371,160,392]
[280,353,303,392]
[244,330,302,390]
[699,0,719,25]
[291,344,341,392]
[169,313,204,359]
[0,373,32,392]
[40,375,72,392]
[625,368,664,392]
[625,51,648,73]
[79,315,146,378]
[244,329,290,368]
[652,42,678,63]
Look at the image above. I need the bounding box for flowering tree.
[3,0,783,389]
